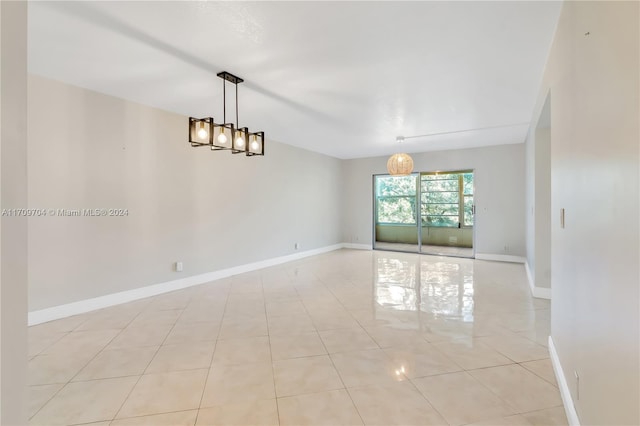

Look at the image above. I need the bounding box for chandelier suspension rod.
[402,122,529,140]
[222,77,226,124]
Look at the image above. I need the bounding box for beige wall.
[533,126,551,290]
[530,1,639,424]
[525,99,552,291]
[27,75,343,310]
[0,1,28,423]
[342,144,525,257]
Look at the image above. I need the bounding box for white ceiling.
[28,1,562,159]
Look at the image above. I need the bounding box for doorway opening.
[373,170,475,258]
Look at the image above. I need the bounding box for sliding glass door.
[373,170,475,258]
[420,171,474,257]
[373,174,420,253]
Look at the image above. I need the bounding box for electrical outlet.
[175,261,183,272]
[294,243,299,250]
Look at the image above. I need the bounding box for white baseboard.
[525,261,535,292]
[475,253,526,263]
[28,243,345,326]
[549,336,580,426]
[525,261,552,300]
[342,243,372,250]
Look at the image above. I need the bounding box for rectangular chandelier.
[188,71,264,156]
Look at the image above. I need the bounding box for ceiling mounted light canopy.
[387,136,413,175]
[188,71,264,156]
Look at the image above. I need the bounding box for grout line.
[27,382,65,422]
[112,305,187,422]
[257,272,283,426]
[193,281,231,425]
[29,330,70,358]
[30,326,135,421]
[105,407,199,424]
[518,360,559,388]
[404,377,450,425]
[27,306,153,421]
[297,283,366,426]
[464,368,522,414]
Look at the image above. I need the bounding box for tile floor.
[28,249,567,426]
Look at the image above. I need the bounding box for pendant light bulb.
[217,128,227,144]
[235,132,245,149]
[197,122,208,139]
[250,136,259,151]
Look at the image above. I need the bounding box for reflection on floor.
[375,242,474,258]
[374,242,419,252]
[28,249,567,426]
[421,245,474,258]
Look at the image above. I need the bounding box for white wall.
[28,75,343,310]
[534,126,551,291]
[525,125,536,274]
[342,144,526,257]
[529,1,639,424]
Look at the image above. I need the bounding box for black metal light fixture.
[188,71,264,156]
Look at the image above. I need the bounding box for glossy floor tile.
[112,410,198,426]
[413,371,517,425]
[116,369,208,418]
[28,249,567,425]
[197,400,279,426]
[273,355,344,397]
[30,376,138,425]
[201,362,275,406]
[468,364,563,413]
[278,389,363,426]
[348,381,446,425]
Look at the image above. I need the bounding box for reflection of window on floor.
[373,257,475,320]
[375,258,418,311]
[421,172,473,228]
